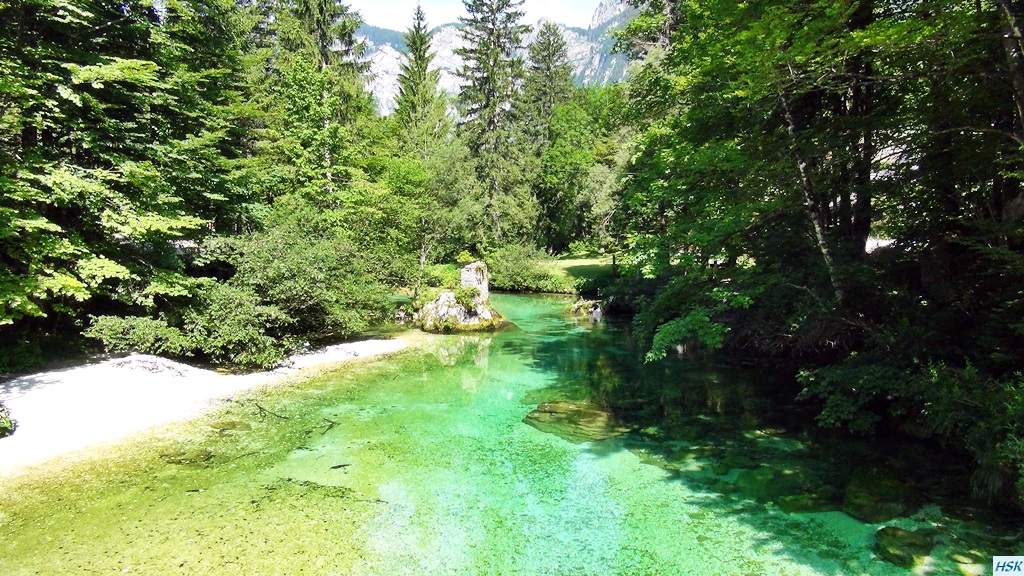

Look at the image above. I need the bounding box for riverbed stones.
[875,526,934,568]
[734,465,803,502]
[523,401,631,443]
[161,448,214,465]
[416,261,508,333]
[208,419,251,432]
[842,467,913,523]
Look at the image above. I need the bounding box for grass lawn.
[551,255,617,288]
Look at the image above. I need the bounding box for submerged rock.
[734,465,803,502]
[416,261,508,333]
[209,419,252,432]
[875,526,933,568]
[843,467,914,523]
[161,448,214,465]
[777,493,836,514]
[523,401,631,443]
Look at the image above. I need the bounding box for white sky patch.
[349,0,596,31]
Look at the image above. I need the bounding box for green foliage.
[84,316,194,358]
[85,281,291,369]
[183,282,291,368]
[801,360,1024,501]
[215,195,400,340]
[455,0,537,247]
[394,4,443,130]
[485,244,573,293]
[453,286,481,309]
[520,22,575,150]
[424,264,461,288]
[0,401,15,439]
[612,0,1024,499]
[456,251,477,266]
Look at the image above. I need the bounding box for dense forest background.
[1,0,1023,504]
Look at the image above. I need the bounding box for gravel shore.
[0,338,408,474]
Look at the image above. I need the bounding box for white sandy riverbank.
[0,337,409,474]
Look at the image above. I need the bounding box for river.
[0,294,1019,574]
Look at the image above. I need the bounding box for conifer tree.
[285,0,366,72]
[455,0,536,245]
[455,0,530,141]
[394,4,442,128]
[521,22,575,149]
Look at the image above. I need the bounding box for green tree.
[455,0,537,246]
[613,0,1024,500]
[520,22,575,150]
[535,101,596,252]
[394,4,443,129]
[0,0,252,336]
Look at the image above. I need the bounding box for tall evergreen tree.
[521,22,575,149]
[455,0,536,246]
[455,0,530,139]
[282,0,366,72]
[520,22,579,251]
[394,4,442,127]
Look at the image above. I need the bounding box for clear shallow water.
[0,294,1019,575]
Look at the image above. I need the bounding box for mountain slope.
[359,0,636,115]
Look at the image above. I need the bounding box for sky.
[347,0,600,31]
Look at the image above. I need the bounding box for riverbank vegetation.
[1,0,1023,502]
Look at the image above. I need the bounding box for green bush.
[0,338,43,374]
[84,316,193,357]
[485,244,574,293]
[0,402,16,439]
[456,250,477,266]
[424,264,461,288]
[182,282,292,368]
[219,200,394,339]
[86,283,293,369]
[454,286,480,309]
[567,240,598,257]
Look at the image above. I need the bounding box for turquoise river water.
[0,294,1020,575]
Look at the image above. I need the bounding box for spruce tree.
[285,0,366,72]
[455,0,536,245]
[394,4,442,128]
[455,0,530,140]
[521,22,575,149]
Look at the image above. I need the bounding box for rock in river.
[842,467,914,523]
[875,526,933,568]
[523,401,631,443]
[416,261,508,333]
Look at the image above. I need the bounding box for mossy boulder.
[523,401,631,443]
[875,526,933,568]
[416,262,508,333]
[842,467,913,523]
[568,299,604,320]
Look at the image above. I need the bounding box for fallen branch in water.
[322,417,338,435]
[254,402,288,420]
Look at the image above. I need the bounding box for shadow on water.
[492,293,1024,574]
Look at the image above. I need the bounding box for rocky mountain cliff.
[359,0,636,115]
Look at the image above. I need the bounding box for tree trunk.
[781,93,846,306]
